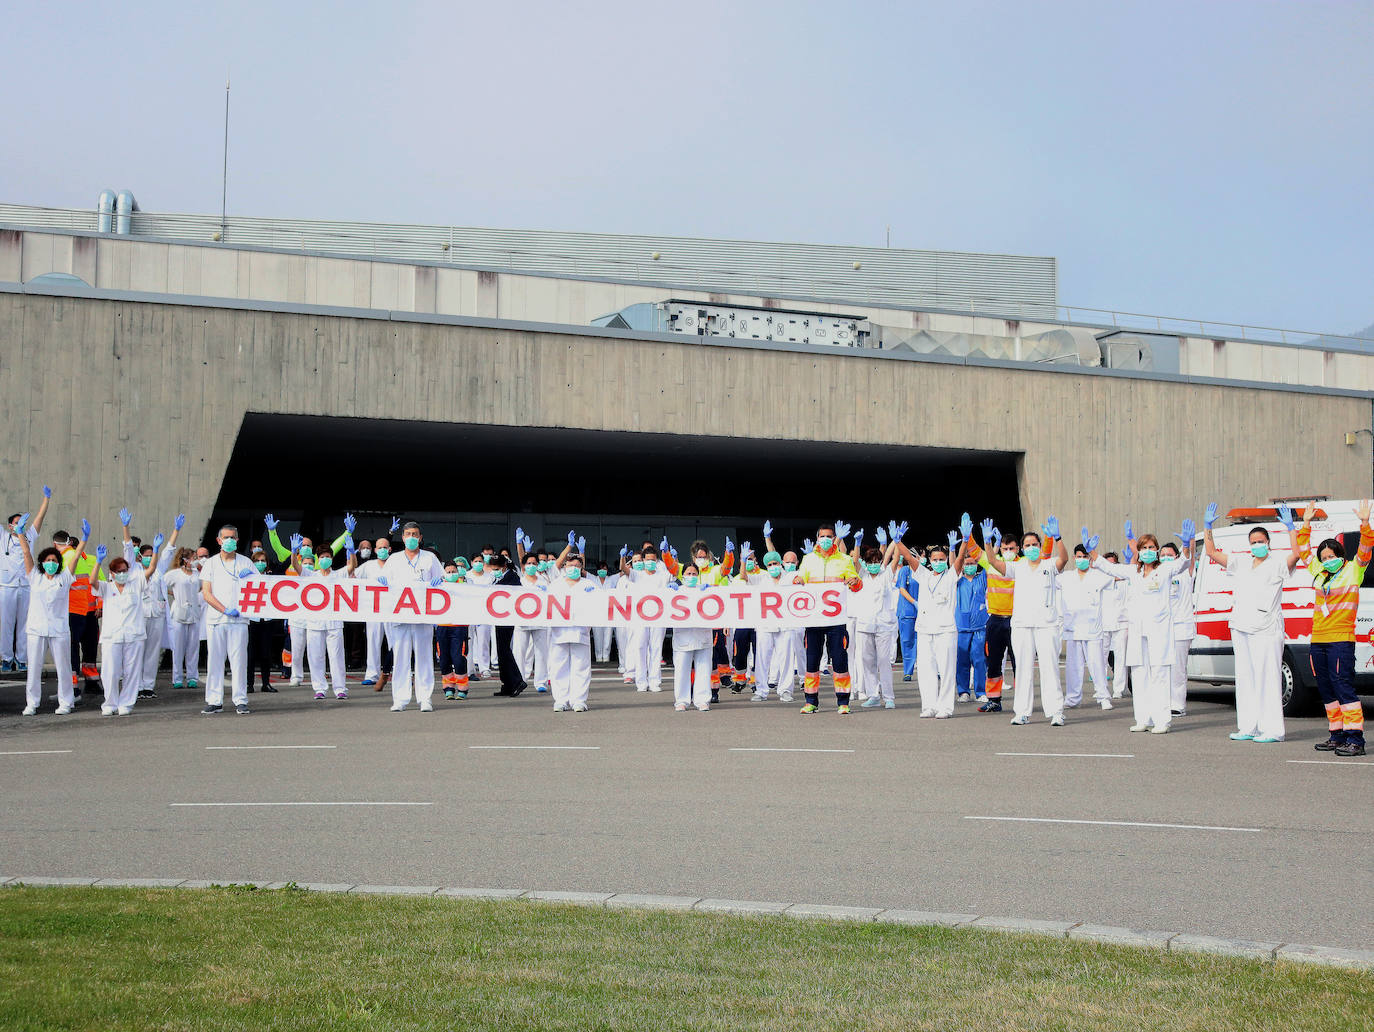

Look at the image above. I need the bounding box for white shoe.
[636,686,649,693]
[1111,690,1125,699]
[572,702,589,712]
[289,677,302,686]
[751,692,767,702]
[1149,724,1170,734]
[1050,714,1064,727]
[1065,701,1081,709]
[779,692,794,703]
[622,676,634,684]
[21,705,36,716]
[674,702,688,711]
[390,703,407,712]
[117,705,133,716]
[920,709,935,718]
[420,701,433,712]
[100,705,115,716]
[55,705,72,715]
[1129,723,1149,732]
[696,704,710,711]
[648,686,662,693]
[1010,715,1030,725]
[553,702,568,712]
[1099,699,1113,710]
[934,711,952,719]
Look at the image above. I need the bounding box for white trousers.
[917,628,957,714]
[101,639,145,710]
[616,625,633,674]
[1011,625,1063,719]
[390,624,435,706]
[1233,627,1285,739]
[1105,628,1130,696]
[1129,649,1172,729]
[0,587,29,663]
[288,619,305,681]
[593,625,612,662]
[1170,637,1192,710]
[772,628,804,686]
[674,646,713,708]
[856,627,897,702]
[631,627,665,690]
[205,623,249,707]
[307,626,347,696]
[170,621,200,683]
[364,622,391,680]
[470,623,493,673]
[1065,636,1109,705]
[141,614,165,690]
[514,627,549,684]
[753,629,782,696]
[26,633,73,709]
[550,641,591,708]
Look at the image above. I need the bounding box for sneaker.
[188,679,199,690]
[1149,724,1170,735]
[456,690,467,700]
[1010,715,1029,725]
[710,689,720,704]
[623,676,635,685]
[978,699,1002,713]
[648,686,662,693]
[1171,708,1187,717]
[920,709,935,718]
[1334,740,1366,757]
[390,703,407,712]
[696,704,709,711]
[288,677,301,687]
[751,692,768,702]
[934,711,952,719]
[1129,724,1150,732]
[15,662,25,672]
[1315,736,1342,751]
[101,705,115,716]
[336,690,348,700]
[1050,715,1065,727]
[314,692,327,700]
[235,703,250,715]
[837,704,850,715]
[444,689,456,701]
[21,705,36,716]
[1251,735,1283,744]
[572,703,589,712]
[0,660,14,673]
[538,683,550,693]
[420,702,434,713]
[957,692,972,703]
[861,697,882,708]
[636,686,649,693]
[1111,690,1125,699]
[884,699,896,709]
[902,674,912,682]
[172,681,185,690]
[779,692,794,703]
[361,678,377,687]
[1099,699,1113,710]
[54,705,72,716]
[800,703,818,714]
[552,702,568,712]
[201,704,222,715]
[116,705,133,716]
[1229,731,1254,741]
[674,702,688,712]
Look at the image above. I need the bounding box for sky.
[4,0,1372,336]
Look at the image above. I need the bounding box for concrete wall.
[0,289,1369,552]
[4,228,1372,393]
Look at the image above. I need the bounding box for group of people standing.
[5,496,1369,758]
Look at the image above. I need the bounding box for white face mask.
[358,549,372,560]
[1001,551,1016,561]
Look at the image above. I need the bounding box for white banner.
[233,577,848,628]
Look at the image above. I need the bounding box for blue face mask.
[931,560,949,574]
[536,561,548,573]
[403,537,419,552]
[816,537,834,551]
[632,561,645,571]
[1322,557,1344,574]
[865,562,882,575]
[964,564,977,577]
[376,548,390,560]
[298,545,313,560]
[1139,549,1158,564]
[1250,543,1269,559]
[564,567,582,580]
[317,556,333,571]
[1075,557,1090,571]
[525,565,538,577]
[644,560,658,572]
[222,539,238,554]
[254,561,267,573]
[42,560,60,575]
[1023,546,1041,562]
[683,574,699,587]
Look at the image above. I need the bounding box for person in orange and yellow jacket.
[792,521,862,715]
[1295,499,1373,757]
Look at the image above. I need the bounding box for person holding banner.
[199,524,256,716]
[292,526,357,701]
[549,543,594,712]
[381,522,444,713]
[355,524,397,690]
[748,551,789,702]
[436,559,470,701]
[793,522,861,715]
[671,563,714,711]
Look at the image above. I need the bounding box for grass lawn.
[1,886,1371,1031]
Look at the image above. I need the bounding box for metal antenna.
[220,74,230,240]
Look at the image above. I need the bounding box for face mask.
[536,561,549,573]
[784,562,797,572]
[444,572,461,583]
[745,560,757,572]
[695,557,710,569]
[865,562,882,575]
[964,564,977,577]
[1001,551,1016,561]
[597,569,608,578]
[472,560,485,570]
[376,548,390,560]
[141,555,153,568]
[318,556,333,571]
[222,539,238,554]
[525,565,538,577]
[644,560,658,572]
[1075,557,1090,571]
[1139,549,1158,564]
[403,537,419,552]
[683,574,699,587]
[254,561,268,573]
[1322,557,1344,574]
[564,567,582,580]
[632,561,645,571]
[931,560,949,574]
[358,549,372,560]
[113,571,128,585]
[42,560,60,575]
[299,545,313,560]
[816,537,834,551]
[1250,543,1269,559]
[768,565,782,578]
[1024,546,1041,562]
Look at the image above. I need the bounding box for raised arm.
[1044,516,1068,572]
[1277,504,1302,574]
[345,535,358,575]
[762,519,776,557]
[31,486,52,535]
[265,515,291,563]
[15,517,35,576]
[1201,503,1227,567]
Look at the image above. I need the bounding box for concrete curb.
[4,877,1371,972]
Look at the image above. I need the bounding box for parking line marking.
[469,746,601,751]
[964,816,1263,833]
[729,747,855,754]
[0,749,73,756]
[1287,759,1374,766]
[996,752,1134,759]
[206,745,337,751]
[170,801,432,808]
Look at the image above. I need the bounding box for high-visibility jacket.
[664,550,735,587]
[1297,523,1374,643]
[64,549,104,616]
[797,547,860,590]
[967,541,1013,617]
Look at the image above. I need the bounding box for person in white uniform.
[514,552,551,692]
[165,548,204,689]
[616,548,644,685]
[549,546,594,712]
[1099,548,1131,700]
[292,532,357,700]
[467,552,496,679]
[897,527,964,718]
[981,517,1069,726]
[1058,535,1113,710]
[200,524,256,715]
[380,522,444,713]
[749,551,790,702]
[625,545,669,693]
[13,515,81,715]
[355,522,397,689]
[1202,502,1300,744]
[671,565,714,711]
[1,486,50,673]
[1091,526,1193,734]
[89,544,148,716]
[121,508,180,700]
[852,532,900,710]
[592,561,616,663]
[1159,532,1196,716]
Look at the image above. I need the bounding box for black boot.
[1335,737,1366,757]
[1315,734,1343,751]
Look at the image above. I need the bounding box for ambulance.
[1188,499,1374,715]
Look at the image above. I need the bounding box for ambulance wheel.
[1280,651,1316,716]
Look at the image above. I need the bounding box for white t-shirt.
[548,576,590,646]
[1008,559,1062,629]
[1225,554,1287,635]
[27,565,74,636]
[1058,568,1111,640]
[381,549,444,625]
[200,552,255,626]
[94,571,149,643]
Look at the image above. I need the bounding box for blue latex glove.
[1124,519,1134,541]
[887,519,898,540]
[895,521,909,541]
[875,526,888,546]
[1086,532,1100,552]
[980,518,994,544]
[377,576,388,587]
[741,540,752,559]
[119,507,132,527]
[763,520,773,538]
[431,576,445,587]
[1276,505,1294,532]
[515,525,525,544]
[1081,527,1091,550]
[1180,518,1196,544]
[95,544,108,564]
[659,536,670,553]
[290,533,303,553]
[524,535,534,550]
[225,607,241,619]
[619,545,628,560]
[1044,515,1060,539]
[803,538,813,553]
[264,513,278,531]
[577,536,586,555]
[669,546,678,560]
[725,536,735,555]
[81,518,91,540]
[389,517,401,535]
[174,513,186,531]
[853,530,864,551]
[1122,544,1134,563]
[13,513,29,536]
[42,485,52,499]
[344,534,355,554]
[584,585,596,593]
[834,520,851,540]
[946,530,958,552]
[343,512,357,534]
[959,512,973,540]
[991,526,1003,550]
[153,533,164,552]
[238,569,253,579]
[567,529,576,547]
